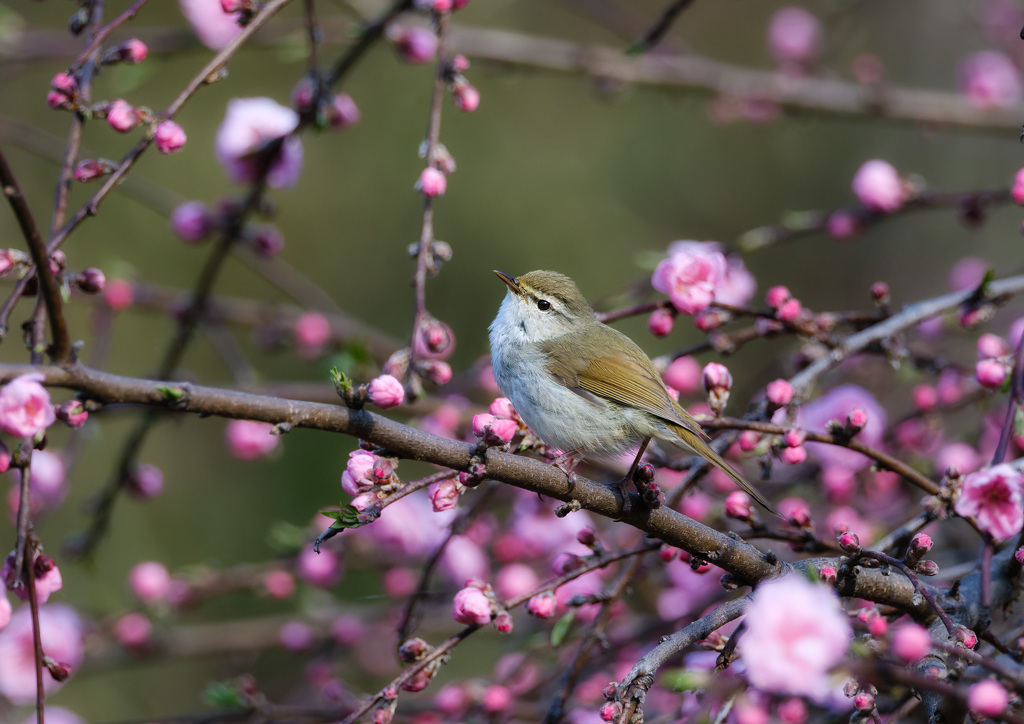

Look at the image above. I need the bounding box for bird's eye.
[537,299,551,311]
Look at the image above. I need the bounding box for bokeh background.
[1,0,1023,720]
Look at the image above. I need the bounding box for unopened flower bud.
[366,375,405,409]
[853,692,875,711]
[819,566,837,584]
[724,491,753,520]
[702,362,732,415]
[452,82,480,112]
[493,611,513,633]
[914,560,939,576]
[102,38,148,64]
[776,298,803,322]
[977,358,1009,389]
[106,99,141,132]
[576,527,596,547]
[738,430,760,451]
[847,407,868,432]
[766,378,794,406]
[870,281,890,304]
[75,268,106,293]
[527,591,556,618]
[955,625,978,649]
[153,120,186,154]
[838,531,861,553]
[906,533,933,563]
[419,359,452,385]
[599,701,620,722]
[56,400,89,428]
[642,482,664,508]
[389,26,438,64]
[416,166,447,197]
[398,637,430,662]
[765,285,791,309]
[648,308,674,337]
[328,93,361,130]
[74,158,114,182]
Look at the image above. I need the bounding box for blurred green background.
[0,0,1023,720]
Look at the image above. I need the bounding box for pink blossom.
[739,575,851,700]
[766,7,822,67]
[170,201,211,242]
[225,419,279,460]
[648,308,674,337]
[9,449,67,511]
[948,256,988,292]
[766,379,794,406]
[279,621,315,651]
[104,278,134,310]
[74,158,112,182]
[799,384,886,471]
[482,685,511,713]
[968,679,1009,716]
[153,121,187,154]
[0,604,84,703]
[702,362,732,392]
[662,356,701,395]
[428,476,462,512]
[0,373,56,438]
[715,254,757,307]
[826,210,859,239]
[890,622,931,662]
[367,374,405,409]
[489,397,517,419]
[107,99,140,132]
[3,551,62,603]
[263,570,295,599]
[328,93,361,129]
[416,167,447,197]
[913,384,937,411]
[453,83,480,112]
[452,585,494,625]
[439,536,488,584]
[296,546,343,588]
[496,563,539,599]
[955,464,1024,540]
[114,612,153,649]
[724,491,753,519]
[178,0,244,50]
[935,443,981,476]
[126,463,164,499]
[977,358,1008,389]
[129,561,172,603]
[776,298,802,322]
[216,98,303,188]
[389,26,438,64]
[294,311,332,352]
[0,594,9,631]
[978,332,1009,359]
[527,591,557,618]
[651,241,728,315]
[851,159,904,213]
[959,51,1022,109]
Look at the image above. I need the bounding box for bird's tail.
[669,423,780,517]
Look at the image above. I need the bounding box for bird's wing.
[542,335,708,440]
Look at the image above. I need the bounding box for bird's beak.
[493,270,522,297]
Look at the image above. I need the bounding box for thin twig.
[626,0,696,55]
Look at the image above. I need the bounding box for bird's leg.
[550,449,583,491]
[616,438,651,514]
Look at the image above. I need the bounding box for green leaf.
[330,366,353,395]
[550,609,576,647]
[155,385,184,401]
[326,504,364,531]
[202,681,246,709]
[660,668,709,692]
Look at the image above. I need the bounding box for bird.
[488,269,777,515]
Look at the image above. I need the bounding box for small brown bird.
[489,269,777,514]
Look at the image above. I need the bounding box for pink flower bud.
[279,621,315,651]
[107,99,141,133]
[915,560,939,576]
[416,167,447,197]
[726,436,756,459]
[488,397,516,419]
[819,566,836,584]
[868,615,888,637]
[694,308,729,332]
[263,569,296,599]
[489,418,517,444]
[104,278,134,310]
[294,311,331,352]
[52,72,77,95]
[47,90,71,109]
[413,359,449,386]
[73,158,113,182]
[968,680,1009,716]
[959,51,1022,109]
[852,159,904,213]
[366,374,405,409]
[702,362,732,392]
[452,83,480,112]
[129,561,172,603]
[428,477,462,512]
[724,490,753,519]
[452,585,493,625]
[826,210,860,239]
[955,625,978,649]
[225,419,279,460]
[976,358,1008,389]
[296,546,342,588]
[1016,546,1024,565]
[1013,167,1024,205]
[780,444,807,464]
[978,333,1009,359]
[527,591,556,618]
[766,378,794,405]
[170,201,211,242]
[153,121,187,154]
[783,428,806,447]
[913,384,937,412]
[847,407,868,431]
[493,611,513,634]
[114,611,153,649]
[853,692,875,711]
[765,285,791,309]
[56,400,89,428]
[390,26,438,64]
[783,499,811,528]
[552,552,582,575]
[648,308,674,337]
[776,298,802,322]
[908,533,932,558]
[328,93,361,130]
[482,684,511,713]
[891,622,931,662]
[472,413,495,438]
[451,54,470,73]
[122,38,148,63]
[126,463,163,499]
[75,268,106,294]
[766,6,822,66]
[871,281,890,303]
[838,531,861,553]
[599,702,620,722]
[663,356,701,394]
